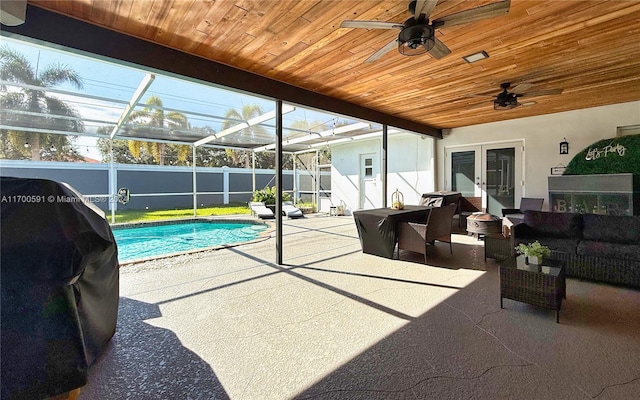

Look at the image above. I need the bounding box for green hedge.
[252,186,291,204]
[564,134,640,175]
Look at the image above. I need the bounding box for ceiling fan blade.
[465,94,495,98]
[365,39,399,63]
[468,101,491,110]
[414,0,438,18]
[427,37,451,59]
[433,0,510,28]
[511,82,533,94]
[340,20,403,30]
[520,89,564,97]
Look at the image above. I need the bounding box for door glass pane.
[451,151,475,197]
[485,148,515,215]
[364,157,373,177]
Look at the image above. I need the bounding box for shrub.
[252,186,291,204]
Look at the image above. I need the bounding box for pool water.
[113,221,268,262]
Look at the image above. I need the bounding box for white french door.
[445,141,523,215]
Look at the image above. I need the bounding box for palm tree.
[222,104,266,168]
[127,95,188,165]
[0,45,84,160]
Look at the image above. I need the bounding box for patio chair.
[282,201,303,218]
[418,196,443,207]
[501,197,544,225]
[397,204,457,264]
[249,201,275,219]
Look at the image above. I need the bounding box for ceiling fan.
[340,0,511,63]
[477,82,564,110]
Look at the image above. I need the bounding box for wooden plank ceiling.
[28,0,640,130]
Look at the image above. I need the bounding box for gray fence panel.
[0,166,108,196]
[118,170,193,210]
[0,161,329,211]
[124,194,193,210]
[119,170,193,193]
[197,193,224,206]
[196,171,223,192]
[229,172,254,192]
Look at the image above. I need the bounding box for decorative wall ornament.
[559,138,569,154]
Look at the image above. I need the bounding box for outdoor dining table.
[353,205,432,259]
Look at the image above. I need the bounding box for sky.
[1,35,368,161]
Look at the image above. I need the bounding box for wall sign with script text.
[585,142,626,161]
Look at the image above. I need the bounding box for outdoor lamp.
[559,138,569,154]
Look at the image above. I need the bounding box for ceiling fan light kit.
[340,0,511,62]
[494,99,519,110]
[494,82,564,110]
[398,20,435,56]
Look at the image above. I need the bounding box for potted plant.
[515,241,551,265]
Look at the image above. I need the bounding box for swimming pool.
[112,219,269,263]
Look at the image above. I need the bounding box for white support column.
[109,139,116,223]
[192,145,197,217]
[252,152,256,194]
[292,154,298,202]
[314,150,319,211]
[223,166,230,204]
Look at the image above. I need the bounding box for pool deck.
[79,214,640,399]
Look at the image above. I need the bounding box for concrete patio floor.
[79,214,640,400]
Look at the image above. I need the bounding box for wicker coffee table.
[499,256,566,323]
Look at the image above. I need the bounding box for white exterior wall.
[331,132,436,214]
[437,101,640,211]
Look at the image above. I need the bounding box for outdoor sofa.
[510,210,640,289]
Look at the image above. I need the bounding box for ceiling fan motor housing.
[494,93,519,109]
[398,17,435,56]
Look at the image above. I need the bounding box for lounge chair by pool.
[249,202,275,219]
[282,201,303,218]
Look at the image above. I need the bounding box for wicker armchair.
[397,204,457,263]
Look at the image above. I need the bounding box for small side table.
[499,256,566,323]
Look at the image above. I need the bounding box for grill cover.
[1,177,119,399]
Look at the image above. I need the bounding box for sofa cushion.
[577,240,640,262]
[515,237,580,255]
[523,210,583,238]
[582,214,640,244]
